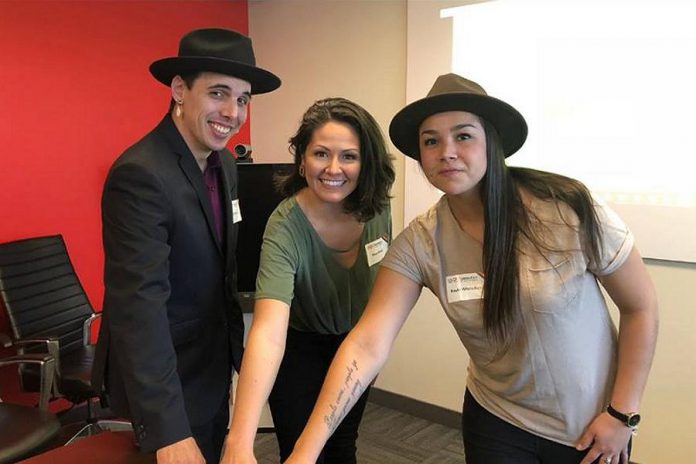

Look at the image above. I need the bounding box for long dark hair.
[479,120,603,348]
[278,98,395,222]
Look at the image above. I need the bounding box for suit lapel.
[160,115,223,256]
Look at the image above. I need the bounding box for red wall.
[0,1,250,337]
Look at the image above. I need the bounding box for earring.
[299,165,305,177]
[175,100,183,118]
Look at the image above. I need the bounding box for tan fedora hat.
[389,73,527,160]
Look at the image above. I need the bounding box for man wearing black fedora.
[93,28,281,463]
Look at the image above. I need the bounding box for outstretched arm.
[286,268,423,463]
[221,298,290,464]
[577,246,659,464]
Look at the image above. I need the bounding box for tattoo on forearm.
[323,359,365,433]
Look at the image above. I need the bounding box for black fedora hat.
[389,73,527,160]
[150,28,281,95]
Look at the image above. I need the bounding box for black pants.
[461,390,631,464]
[190,392,230,464]
[268,328,370,464]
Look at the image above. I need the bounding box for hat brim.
[150,57,281,95]
[389,93,527,160]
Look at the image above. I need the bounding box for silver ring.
[603,458,612,464]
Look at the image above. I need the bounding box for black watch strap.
[607,404,641,429]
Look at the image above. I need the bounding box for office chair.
[0,333,60,464]
[0,234,126,437]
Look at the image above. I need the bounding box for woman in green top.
[222,98,395,464]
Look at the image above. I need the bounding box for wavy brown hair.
[277,98,395,222]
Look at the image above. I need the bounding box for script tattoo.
[323,359,365,433]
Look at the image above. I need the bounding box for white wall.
[634,260,696,463]
[250,1,696,463]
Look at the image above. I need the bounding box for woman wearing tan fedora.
[283,73,658,464]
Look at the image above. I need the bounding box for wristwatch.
[607,404,641,430]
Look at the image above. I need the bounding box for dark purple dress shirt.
[203,151,225,243]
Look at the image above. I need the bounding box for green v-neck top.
[254,196,391,334]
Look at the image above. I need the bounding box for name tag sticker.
[365,237,389,267]
[445,273,484,303]
[231,199,242,224]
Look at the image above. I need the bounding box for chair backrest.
[0,235,95,355]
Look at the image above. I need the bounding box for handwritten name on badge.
[365,237,389,267]
[231,199,242,224]
[446,273,484,303]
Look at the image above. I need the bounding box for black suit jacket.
[93,115,245,452]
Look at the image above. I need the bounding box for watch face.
[627,413,641,427]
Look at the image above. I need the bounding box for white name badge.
[445,273,484,303]
[231,199,242,224]
[365,237,389,267]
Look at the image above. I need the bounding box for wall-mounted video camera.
[234,144,253,163]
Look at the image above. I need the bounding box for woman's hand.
[283,452,314,464]
[576,412,632,464]
[219,441,257,464]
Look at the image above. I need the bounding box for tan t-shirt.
[381,194,633,446]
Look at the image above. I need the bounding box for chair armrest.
[0,332,12,348]
[0,353,56,410]
[11,337,61,376]
[82,313,102,346]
